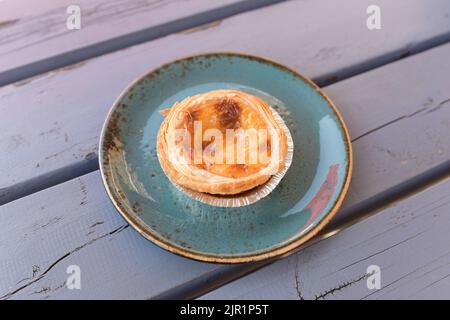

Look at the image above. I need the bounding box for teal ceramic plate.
[99,53,352,263]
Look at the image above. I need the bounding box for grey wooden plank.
[202,178,450,300]
[0,0,76,21]
[0,0,284,86]
[0,171,220,300]
[1,42,450,299]
[1,0,450,204]
[158,43,450,298]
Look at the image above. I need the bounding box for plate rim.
[99,51,353,264]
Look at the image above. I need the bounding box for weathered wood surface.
[1,42,449,299]
[0,0,76,21]
[202,178,450,300]
[0,171,220,300]
[1,0,450,205]
[0,0,283,86]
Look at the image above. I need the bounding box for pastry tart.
[157,89,288,195]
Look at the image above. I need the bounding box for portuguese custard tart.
[157,89,288,195]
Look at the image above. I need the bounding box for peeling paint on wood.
[178,20,223,34]
[203,179,450,299]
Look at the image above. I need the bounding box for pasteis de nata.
[157,89,288,195]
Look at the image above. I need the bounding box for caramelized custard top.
[176,97,273,178]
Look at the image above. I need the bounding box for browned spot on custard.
[181,108,200,132]
[202,138,213,150]
[172,96,275,178]
[233,164,248,171]
[188,108,201,123]
[216,98,241,129]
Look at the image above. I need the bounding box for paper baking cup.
[166,106,293,207]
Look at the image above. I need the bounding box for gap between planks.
[0,0,286,87]
[153,160,450,299]
[0,38,450,300]
[2,0,450,206]
[2,37,450,207]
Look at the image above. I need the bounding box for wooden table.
[1,0,450,300]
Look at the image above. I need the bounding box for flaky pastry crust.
[157,89,288,195]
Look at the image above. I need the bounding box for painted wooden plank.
[1,0,450,204]
[159,43,450,298]
[0,0,283,86]
[0,171,220,300]
[1,42,450,299]
[0,0,89,21]
[202,178,450,300]
[0,0,239,21]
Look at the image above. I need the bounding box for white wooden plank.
[202,178,450,300]
[1,0,450,203]
[1,42,450,299]
[0,0,282,85]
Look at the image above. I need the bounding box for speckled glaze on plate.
[99,53,352,264]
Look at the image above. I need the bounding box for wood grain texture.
[0,171,220,300]
[161,43,450,298]
[1,42,450,299]
[202,178,450,300]
[1,0,450,204]
[0,0,284,86]
[0,0,74,21]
